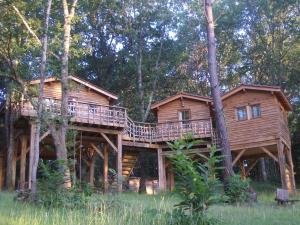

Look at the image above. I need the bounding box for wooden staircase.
[122,151,139,178]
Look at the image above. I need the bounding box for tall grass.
[0,182,300,225]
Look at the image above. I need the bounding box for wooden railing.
[19,98,127,128]
[124,117,213,143]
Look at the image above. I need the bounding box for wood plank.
[232,149,246,166]
[100,133,118,153]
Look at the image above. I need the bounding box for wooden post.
[238,160,246,180]
[28,121,37,189]
[117,133,122,192]
[158,148,166,191]
[277,139,287,190]
[169,169,174,191]
[89,156,95,187]
[285,146,296,192]
[11,150,17,190]
[103,144,109,193]
[19,135,28,190]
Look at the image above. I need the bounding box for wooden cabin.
[222,84,295,191]
[0,78,296,193]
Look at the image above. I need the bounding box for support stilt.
[158,148,166,191]
[19,135,28,190]
[277,139,288,190]
[117,133,122,192]
[28,122,37,189]
[103,144,109,193]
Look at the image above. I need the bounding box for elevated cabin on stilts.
[0,78,296,193]
[222,84,295,192]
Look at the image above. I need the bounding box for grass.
[0,182,300,225]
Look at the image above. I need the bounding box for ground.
[0,183,299,225]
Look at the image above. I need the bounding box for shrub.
[37,160,92,208]
[225,174,250,204]
[167,138,223,224]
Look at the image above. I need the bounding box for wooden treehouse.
[0,77,296,193]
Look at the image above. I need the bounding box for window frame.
[178,109,191,123]
[251,104,261,119]
[236,106,248,121]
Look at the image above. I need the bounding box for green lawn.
[0,183,299,225]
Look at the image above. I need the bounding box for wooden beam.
[245,159,259,176]
[232,149,246,166]
[90,143,104,159]
[69,125,120,135]
[284,145,296,192]
[117,134,122,192]
[161,148,209,156]
[39,130,50,142]
[277,140,287,189]
[158,148,166,191]
[260,147,278,162]
[122,140,164,149]
[19,135,27,190]
[28,122,37,189]
[100,133,118,153]
[103,144,109,193]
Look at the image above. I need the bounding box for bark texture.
[204,0,234,178]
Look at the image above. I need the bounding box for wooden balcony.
[18,98,127,128]
[123,117,213,143]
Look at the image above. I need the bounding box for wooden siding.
[156,98,211,123]
[43,80,110,105]
[276,99,291,147]
[222,90,288,150]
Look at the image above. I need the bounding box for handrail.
[19,98,127,127]
[124,116,213,143]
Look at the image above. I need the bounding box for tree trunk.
[136,45,144,120]
[204,0,234,179]
[47,0,78,189]
[30,0,52,199]
[259,158,267,181]
[5,95,15,190]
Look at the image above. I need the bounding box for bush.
[167,137,223,224]
[37,160,92,208]
[225,174,250,204]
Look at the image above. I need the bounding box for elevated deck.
[15,98,215,146]
[17,99,127,129]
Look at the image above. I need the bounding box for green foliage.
[167,138,223,224]
[37,160,92,208]
[225,174,250,204]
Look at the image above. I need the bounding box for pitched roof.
[221,84,292,111]
[30,75,118,100]
[151,92,212,110]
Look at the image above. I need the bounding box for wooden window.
[236,106,247,121]
[88,104,97,114]
[178,110,190,122]
[68,97,77,115]
[251,104,261,118]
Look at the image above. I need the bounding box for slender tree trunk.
[259,158,267,182]
[5,95,15,190]
[48,0,78,189]
[204,0,234,179]
[136,45,144,120]
[30,0,52,199]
